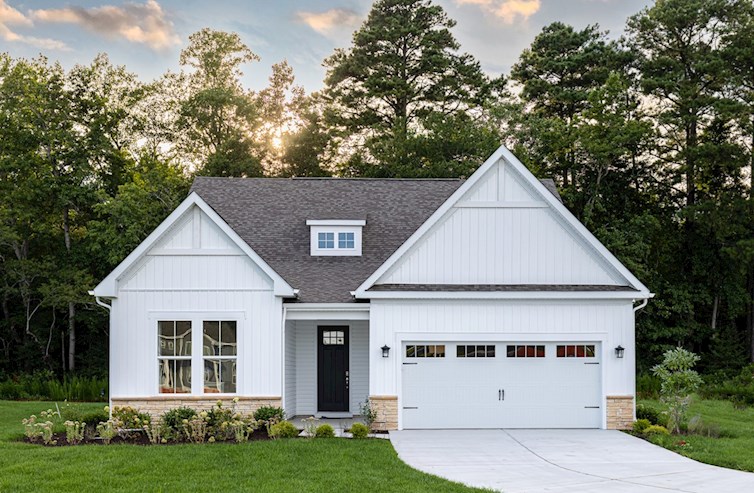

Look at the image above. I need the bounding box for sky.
[0,0,652,91]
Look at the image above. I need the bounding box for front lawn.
[0,401,486,493]
[639,398,754,472]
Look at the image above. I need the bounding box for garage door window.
[506,345,545,358]
[406,345,445,358]
[456,345,495,358]
[556,345,596,358]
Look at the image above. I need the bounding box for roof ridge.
[193,176,465,181]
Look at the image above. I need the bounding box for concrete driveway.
[389,429,754,492]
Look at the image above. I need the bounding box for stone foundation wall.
[370,395,398,431]
[606,395,634,430]
[111,396,282,419]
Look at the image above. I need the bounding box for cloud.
[31,0,180,51]
[0,0,69,50]
[456,0,541,24]
[295,8,362,38]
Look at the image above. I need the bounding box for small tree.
[652,347,703,433]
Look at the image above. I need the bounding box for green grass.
[639,398,754,472]
[0,401,485,493]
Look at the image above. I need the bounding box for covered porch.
[283,304,371,419]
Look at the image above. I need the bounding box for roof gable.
[92,192,295,298]
[354,146,651,298]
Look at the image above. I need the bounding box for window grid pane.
[406,344,445,358]
[507,345,546,358]
[338,232,355,249]
[318,232,335,249]
[457,345,495,358]
[203,320,238,393]
[159,321,192,394]
[556,345,596,358]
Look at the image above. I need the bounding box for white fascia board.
[91,192,295,298]
[354,145,509,295]
[306,219,366,226]
[360,290,653,300]
[284,303,370,321]
[498,147,650,293]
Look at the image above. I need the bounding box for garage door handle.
[498,389,504,401]
[584,406,600,409]
[403,362,418,365]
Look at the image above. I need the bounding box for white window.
[318,232,335,249]
[203,321,237,394]
[307,219,365,256]
[158,321,192,394]
[157,317,239,395]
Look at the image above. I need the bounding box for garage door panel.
[402,341,601,429]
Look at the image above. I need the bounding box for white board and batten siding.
[377,158,626,286]
[288,320,369,416]
[369,299,635,428]
[109,205,283,399]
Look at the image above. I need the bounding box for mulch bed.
[23,428,272,446]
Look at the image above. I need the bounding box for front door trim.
[317,325,350,412]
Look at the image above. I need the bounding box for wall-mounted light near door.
[381,345,391,358]
[615,345,625,359]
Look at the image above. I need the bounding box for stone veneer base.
[110,396,282,419]
[606,395,634,430]
[370,395,398,431]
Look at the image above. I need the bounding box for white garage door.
[402,342,602,429]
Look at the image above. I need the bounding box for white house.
[91,146,652,430]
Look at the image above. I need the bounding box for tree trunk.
[68,302,76,371]
[63,207,76,371]
[711,293,719,332]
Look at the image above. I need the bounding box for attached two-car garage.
[401,341,602,429]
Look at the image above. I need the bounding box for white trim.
[147,249,243,256]
[354,145,652,298]
[306,219,366,226]
[285,303,370,321]
[363,290,652,300]
[91,192,295,298]
[454,201,548,209]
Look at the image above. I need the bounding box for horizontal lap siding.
[369,300,634,402]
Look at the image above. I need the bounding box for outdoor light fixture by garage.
[381,345,391,358]
[615,345,625,359]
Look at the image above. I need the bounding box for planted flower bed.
[21,400,290,446]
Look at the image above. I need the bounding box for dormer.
[307,218,365,256]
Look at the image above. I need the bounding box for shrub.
[652,347,703,434]
[183,412,209,443]
[314,424,335,438]
[301,416,320,438]
[61,404,109,430]
[359,398,377,431]
[269,420,299,439]
[97,420,118,445]
[112,406,150,429]
[636,404,668,427]
[253,406,284,423]
[687,415,721,438]
[0,372,108,401]
[350,422,369,439]
[643,425,670,436]
[161,406,197,435]
[64,420,86,445]
[632,419,651,434]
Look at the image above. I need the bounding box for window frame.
[307,223,364,256]
[202,321,238,394]
[152,312,243,396]
[506,345,546,358]
[158,320,193,394]
[405,344,446,358]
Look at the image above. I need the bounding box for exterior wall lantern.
[615,345,625,359]
[381,345,391,358]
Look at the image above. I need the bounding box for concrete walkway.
[389,429,754,492]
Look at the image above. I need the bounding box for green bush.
[350,422,369,439]
[112,406,150,429]
[652,347,703,433]
[0,372,107,401]
[269,420,299,439]
[636,404,668,427]
[632,419,652,433]
[161,407,197,434]
[314,424,335,438]
[61,403,109,431]
[643,425,670,436]
[253,406,284,423]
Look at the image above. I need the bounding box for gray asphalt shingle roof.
[191,176,573,303]
[191,177,464,302]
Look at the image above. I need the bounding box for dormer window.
[307,219,365,256]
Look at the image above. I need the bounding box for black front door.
[318,326,349,412]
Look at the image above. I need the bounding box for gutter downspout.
[281,302,288,414]
[633,299,648,313]
[88,291,112,311]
